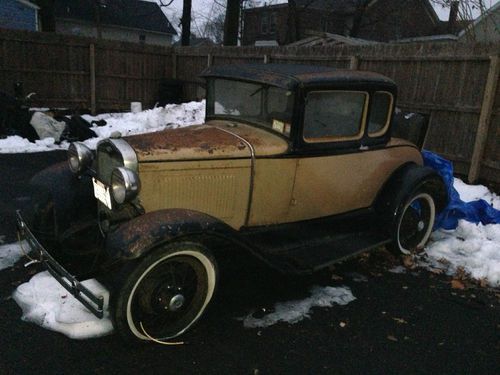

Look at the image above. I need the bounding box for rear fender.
[375,163,448,223]
[105,209,237,261]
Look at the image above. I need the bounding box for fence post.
[172,51,177,79]
[89,43,96,115]
[468,55,500,183]
[349,55,359,70]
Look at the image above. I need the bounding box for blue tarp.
[422,150,500,230]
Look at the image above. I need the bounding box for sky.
[155,0,500,25]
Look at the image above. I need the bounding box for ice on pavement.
[0,101,205,153]
[241,286,356,328]
[12,271,113,339]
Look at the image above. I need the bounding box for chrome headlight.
[111,167,140,204]
[68,142,94,174]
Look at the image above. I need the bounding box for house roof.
[458,2,500,38]
[287,31,378,47]
[54,0,177,35]
[201,64,396,90]
[17,0,40,10]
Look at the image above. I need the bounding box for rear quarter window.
[303,91,367,142]
[368,91,393,137]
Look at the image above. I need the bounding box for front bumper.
[16,210,104,318]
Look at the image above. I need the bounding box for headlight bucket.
[68,142,94,174]
[111,167,140,204]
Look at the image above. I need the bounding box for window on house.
[269,13,277,34]
[139,34,146,43]
[303,91,367,142]
[261,13,269,34]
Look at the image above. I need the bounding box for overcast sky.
[153,0,500,34]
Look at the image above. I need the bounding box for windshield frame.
[205,78,296,139]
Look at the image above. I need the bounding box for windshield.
[206,78,294,137]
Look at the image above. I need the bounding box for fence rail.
[0,29,498,183]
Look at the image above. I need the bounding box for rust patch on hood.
[125,125,249,161]
[124,122,289,162]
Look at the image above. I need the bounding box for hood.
[125,121,289,162]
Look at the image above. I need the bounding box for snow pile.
[242,286,356,329]
[12,271,113,339]
[0,101,205,154]
[424,221,500,286]
[453,177,500,208]
[0,241,26,271]
[421,178,500,287]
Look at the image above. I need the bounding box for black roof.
[54,0,177,35]
[201,64,396,90]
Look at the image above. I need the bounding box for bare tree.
[181,0,193,45]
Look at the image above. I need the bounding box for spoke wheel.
[395,192,435,255]
[113,242,217,342]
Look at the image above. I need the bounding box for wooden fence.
[0,28,173,112]
[0,28,498,183]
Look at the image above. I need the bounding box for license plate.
[92,178,112,209]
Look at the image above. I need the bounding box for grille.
[97,142,124,185]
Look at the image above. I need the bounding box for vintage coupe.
[16,64,447,343]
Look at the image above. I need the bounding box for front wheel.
[112,242,218,343]
[391,190,436,255]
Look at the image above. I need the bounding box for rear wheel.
[112,242,217,343]
[390,190,436,255]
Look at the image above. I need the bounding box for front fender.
[105,209,237,260]
[24,161,95,246]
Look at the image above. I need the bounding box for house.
[242,0,447,45]
[458,2,500,43]
[0,0,40,32]
[51,0,177,46]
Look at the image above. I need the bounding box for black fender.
[25,161,96,244]
[105,209,238,261]
[374,163,448,225]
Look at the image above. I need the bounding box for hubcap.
[169,294,185,311]
[417,220,425,231]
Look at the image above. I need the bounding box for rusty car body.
[16,64,447,343]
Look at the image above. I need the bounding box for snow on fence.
[0,28,498,183]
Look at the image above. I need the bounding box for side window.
[368,92,393,137]
[303,91,367,142]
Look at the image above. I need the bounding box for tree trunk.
[286,0,299,43]
[181,0,192,46]
[224,0,240,46]
[37,0,56,32]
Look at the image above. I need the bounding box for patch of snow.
[12,271,113,339]
[0,242,25,271]
[388,266,407,274]
[347,272,368,282]
[424,220,500,287]
[241,286,355,329]
[454,177,500,209]
[0,101,205,154]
